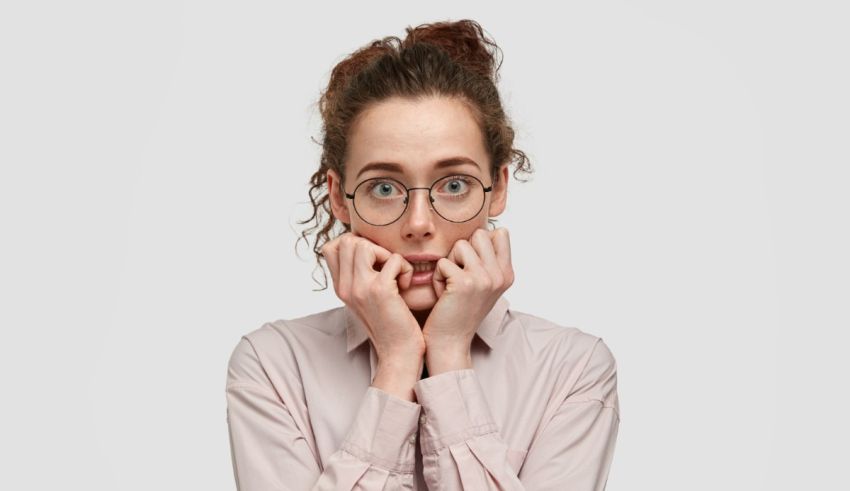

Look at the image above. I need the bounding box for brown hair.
[296,19,534,290]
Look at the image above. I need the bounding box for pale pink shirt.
[225,295,620,490]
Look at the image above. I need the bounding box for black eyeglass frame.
[341,173,493,226]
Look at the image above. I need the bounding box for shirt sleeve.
[412,337,620,490]
[225,337,423,490]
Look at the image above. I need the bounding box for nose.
[401,188,435,238]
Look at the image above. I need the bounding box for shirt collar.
[345,295,510,353]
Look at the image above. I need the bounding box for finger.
[321,238,341,292]
[368,241,393,271]
[355,237,393,271]
[491,227,513,278]
[338,235,356,298]
[432,257,463,298]
[448,239,486,274]
[378,253,414,291]
[351,241,375,296]
[353,240,387,280]
[469,228,501,282]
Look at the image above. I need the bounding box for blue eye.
[367,180,401,198]
[437,175,472,196]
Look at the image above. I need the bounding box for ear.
[326,169,352,225]
[488,164,510,217]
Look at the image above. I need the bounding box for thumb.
[432,258,450,298]
[397,257,413,290]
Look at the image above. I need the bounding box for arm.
[413,337,621,490]
[225,337,422,490]
[518,337,620,489]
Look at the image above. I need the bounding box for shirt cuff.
[340,386,422,473]
[413,369,499,454]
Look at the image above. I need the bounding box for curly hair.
[295,19,534,290]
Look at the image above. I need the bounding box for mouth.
[409,261,436,286]
[411,260,436,273]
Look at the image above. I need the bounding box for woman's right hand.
[320,232,426,367]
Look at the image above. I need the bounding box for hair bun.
[402,19,502,82]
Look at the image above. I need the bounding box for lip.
[410,269,434,286]
[403,253,442,263]
[403,253,441,288]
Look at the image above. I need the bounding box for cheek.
[456,221,488,241]
[350,221,387,243]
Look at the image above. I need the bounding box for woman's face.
[327,95,509,313]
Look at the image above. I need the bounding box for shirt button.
[420,413,428,424]
[408,434,417,445]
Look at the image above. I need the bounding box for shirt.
[225,295,620,490]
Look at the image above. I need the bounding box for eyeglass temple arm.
[340,180,355,199]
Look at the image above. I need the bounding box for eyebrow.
[355,157,481,180]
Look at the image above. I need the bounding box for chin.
[401,284,437,311]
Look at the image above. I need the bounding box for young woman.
[225,19,620,490]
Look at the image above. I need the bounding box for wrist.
[425,344,472,376]
[372,366,418,402]
[378,352,424,374]
[372,354,424,402]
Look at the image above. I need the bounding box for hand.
[321,232,426,365]
[423,227,514,374]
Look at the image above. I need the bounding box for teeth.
[412,261,435,273]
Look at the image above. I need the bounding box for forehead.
[345,95,488,180]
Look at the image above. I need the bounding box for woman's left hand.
[422,227,514,373]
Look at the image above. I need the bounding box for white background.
[1,1,848,489]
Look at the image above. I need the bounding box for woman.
[225,19,620,490]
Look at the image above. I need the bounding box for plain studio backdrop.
[1,1,848,489]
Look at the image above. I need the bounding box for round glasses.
[342,174,492,226]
